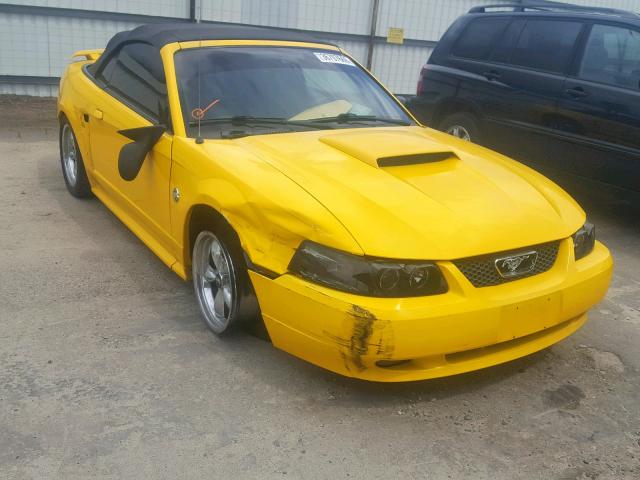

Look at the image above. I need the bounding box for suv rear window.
[510,19,583,73]
[452,17,510,60]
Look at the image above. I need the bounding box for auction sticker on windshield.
[313,52,355,66]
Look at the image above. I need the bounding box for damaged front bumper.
[249,239,613,382]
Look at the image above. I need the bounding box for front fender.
[171,136,362,276]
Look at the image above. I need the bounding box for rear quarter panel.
[57,61,100,173]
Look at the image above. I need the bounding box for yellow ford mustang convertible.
[58,24,613,381]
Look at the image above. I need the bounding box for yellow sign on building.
[387,27,404,44]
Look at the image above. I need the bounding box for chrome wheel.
[445,124,471,141]
[193,231,237,333]
[61,123,78,186]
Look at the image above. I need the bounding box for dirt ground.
[1,95,639,479]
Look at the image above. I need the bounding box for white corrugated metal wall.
[1,0,640,96]
[198,0,374,63]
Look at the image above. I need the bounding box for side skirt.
[91,185,187,280]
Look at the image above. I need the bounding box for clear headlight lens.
[288,241,448,297]
[573,222,595,261]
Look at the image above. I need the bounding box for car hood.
[235,126,585,260]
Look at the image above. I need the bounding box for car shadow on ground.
[35,140,195,313]
[296,347,551,399]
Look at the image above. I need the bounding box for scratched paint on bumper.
[250,241,612,382]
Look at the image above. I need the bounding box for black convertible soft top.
[92,23,333,73]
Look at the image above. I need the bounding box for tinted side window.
[579,24,640,90]
[510,20,582,73]
[452,17,510,60]
[99,43,167,120]
[490,19,525,63]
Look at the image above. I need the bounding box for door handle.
[483,70,501,81]
[92,109,103,120]
[565,87,588,98]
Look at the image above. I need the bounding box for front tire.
[59,118,92,198]
[439,112,481,143]
[192,227,259,334]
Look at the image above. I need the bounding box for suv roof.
[469,2,640,23]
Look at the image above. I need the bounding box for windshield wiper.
[303,113,411,126]
[188,116,332,130]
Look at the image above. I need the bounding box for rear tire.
[59,118,92,198]
[192,222,260,335]
[439,112,481,143]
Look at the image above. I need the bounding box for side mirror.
[117,125,166,181]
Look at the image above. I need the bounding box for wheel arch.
[187,204,264,336]
[57,80,79,126]
[183,203,248,278]
[57,101,93,172]
[57,107,78,131]
[432,98,483,129]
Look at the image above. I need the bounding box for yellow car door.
[88,43,177,264]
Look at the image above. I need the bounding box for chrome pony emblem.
[495,251,538,278]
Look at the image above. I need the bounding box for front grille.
[453,241,560,288]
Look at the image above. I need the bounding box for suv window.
[490,19,525,63]
[97,43,168,121]
[510,19,583,73]
[579,24,640,90]
[452,17,510,60]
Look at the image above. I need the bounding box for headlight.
[288,241,447,297]
[573,222,595,261]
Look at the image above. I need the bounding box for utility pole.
[189,0,197,22]
[366,0,380,70]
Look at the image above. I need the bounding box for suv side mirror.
[117,125,166,181]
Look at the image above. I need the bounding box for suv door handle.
[483,70,501,81]
[92,109,103,119]
[565,87,588,98]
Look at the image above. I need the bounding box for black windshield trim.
[302,113,411,126]
[188,115,333,130]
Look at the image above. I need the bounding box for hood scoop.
[377,151,457,167]
[319,129,460,169]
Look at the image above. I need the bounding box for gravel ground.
[1,95,639,480]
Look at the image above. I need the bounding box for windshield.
[174,46,412,138]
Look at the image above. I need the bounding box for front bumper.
[250,239,612,382]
